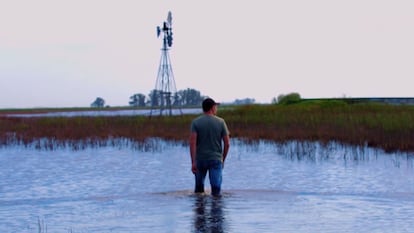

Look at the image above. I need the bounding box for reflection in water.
[193,194,227,233]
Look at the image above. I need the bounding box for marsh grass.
[221,101,414,153]
[1,101,414,152]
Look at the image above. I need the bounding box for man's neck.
[204,110,215,116]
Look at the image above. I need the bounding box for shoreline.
[1,101,414,153]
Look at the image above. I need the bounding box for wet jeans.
[194,159,223,196]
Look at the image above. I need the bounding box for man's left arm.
[189,132,198,174]
[222,134,230,164]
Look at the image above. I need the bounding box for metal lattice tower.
[150,11,181,116]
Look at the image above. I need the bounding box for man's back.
[191,114,229,161]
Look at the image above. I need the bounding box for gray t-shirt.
[191,114,230,161]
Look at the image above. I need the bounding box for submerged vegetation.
[1,100,414,153]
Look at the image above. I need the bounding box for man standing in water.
[190,98,230,197]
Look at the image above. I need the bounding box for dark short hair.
[202,98,220,112]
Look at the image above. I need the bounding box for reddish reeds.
[0,115,193,149]
[1,101,414,152]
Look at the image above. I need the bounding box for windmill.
[150,11,181,116]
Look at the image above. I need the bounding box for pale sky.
[1,0,413,108]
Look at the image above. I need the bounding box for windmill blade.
[167,11,172,26]
[157,26,161,37]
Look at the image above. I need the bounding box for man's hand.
[191,163,197,174]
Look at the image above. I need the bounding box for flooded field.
[1,140,414,232]
[4,108,201,118]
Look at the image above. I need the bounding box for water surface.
[5,108,201,117]
[0,140,413,232]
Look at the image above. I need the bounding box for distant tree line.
[93,91,396,108]
[91,88,257,108]
[129,88,206,107]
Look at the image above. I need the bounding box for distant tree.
[173,92,181,106]
[277,92,301,105]
[148,89,161,107]
[129,93,146,107]
[91,97,105,108]
[148,88,205,107]
[176,88,204,106]
[233,98,255,105]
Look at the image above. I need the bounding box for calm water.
[0,140,413,232]
[6,108,201,118]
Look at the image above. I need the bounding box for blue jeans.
[194,160,223,196]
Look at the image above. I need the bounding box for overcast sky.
[1,0,413,108]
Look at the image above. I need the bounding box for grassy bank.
[223,101,414,153]
[1,101,414,152]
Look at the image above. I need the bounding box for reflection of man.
[193,195,226,232]
[190,98,230,196]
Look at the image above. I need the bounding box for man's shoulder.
[212,115,225,122]
[192,114,226,124]
[191,115,207,129]
[192,115,206,123]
